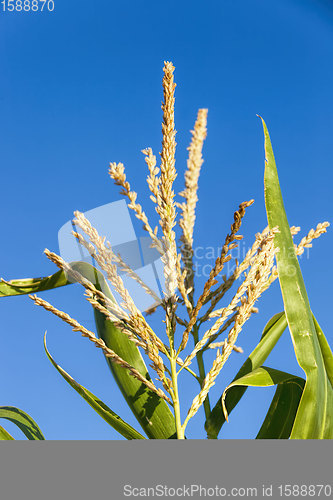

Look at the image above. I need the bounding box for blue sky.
[0,0,332,439]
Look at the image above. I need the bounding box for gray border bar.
[0,441,332,499]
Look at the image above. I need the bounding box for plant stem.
[170,355,185,439]
[193,323,211,420]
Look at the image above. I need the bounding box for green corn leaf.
[0,426,15,440]
[44,333,146,440]
[256,378,305,439]
[1,262,176,439]
[261,117,333,439]
[205,312,288,439]
[220,367,305,439]
[312,315,333,387]
[0,406,45,440]
[0,270,69,297]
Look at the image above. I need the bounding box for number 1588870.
[1,0,54,12]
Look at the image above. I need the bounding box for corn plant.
[0,62,331,439]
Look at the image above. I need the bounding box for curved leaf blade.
[257,382,304,439]
[0,406,45,440]
[44,334,145,440]
[221,366,305,439]
[261,117,332,439]
[0,270,70,297]
[205,312,288,438]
